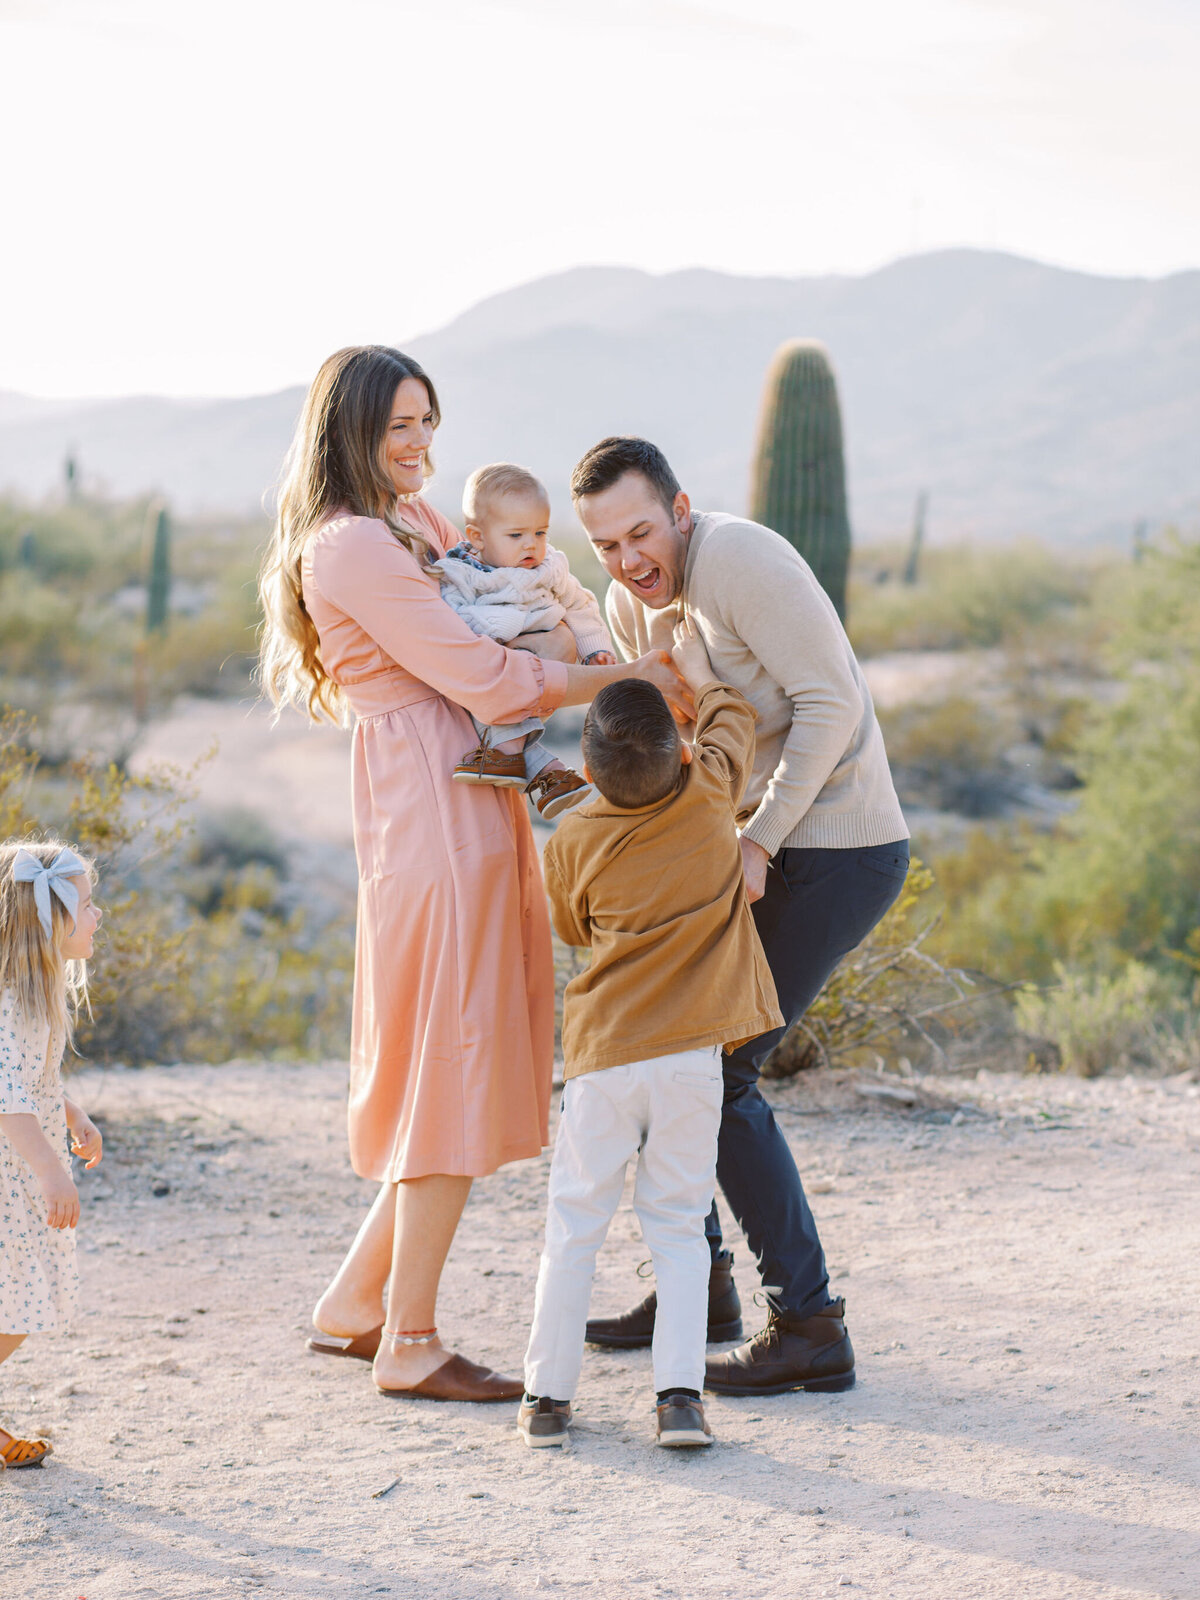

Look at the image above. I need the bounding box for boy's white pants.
[523,1045,723,1401]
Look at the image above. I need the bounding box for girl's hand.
[40,1163,80,1230]
[671,616,718,693]
[69,1113,103,1170]
[583,649,618,666]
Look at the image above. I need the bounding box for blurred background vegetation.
[1,485,1196,1078]
[0,492,351,1066]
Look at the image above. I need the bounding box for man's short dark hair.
[582,679,681,809]
[570,436,681,516]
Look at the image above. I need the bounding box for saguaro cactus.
[903,489,929,585]
[145,504,172,634]
[750,339,852,621]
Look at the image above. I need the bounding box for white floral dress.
[0,989,77,1333]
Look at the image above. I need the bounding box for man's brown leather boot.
[585,1251,743,1348]
[703,1298,855,1395]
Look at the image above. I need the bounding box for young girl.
[0,840,103,1470]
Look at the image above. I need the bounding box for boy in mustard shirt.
[519,619,781,1450]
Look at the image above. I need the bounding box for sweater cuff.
[573,627,614,661]
[537,657,569,715]
[740,804,798,859]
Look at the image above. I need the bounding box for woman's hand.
[632,650,697,725]
[511,622,578,664]
[66,1100,103,1169]
[40,1162,80,1230]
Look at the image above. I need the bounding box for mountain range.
[2,249,1197,544]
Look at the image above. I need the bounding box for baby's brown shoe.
[526,767,595,819]
[453,744,529,787]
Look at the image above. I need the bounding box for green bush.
[928,533,1200,993]
[848,541,1102,657]
[1015,961,1169,1077]
[0,493,262,732]
[879,695,1017,816]
[0,709,352,1066]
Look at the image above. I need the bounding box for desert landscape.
[3,9,1199,1594]
[4,1057,1198,1599]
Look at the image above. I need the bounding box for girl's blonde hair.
[0,838,95,1042]
[258,345,442,724]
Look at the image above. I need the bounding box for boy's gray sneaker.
[518,1394,572,1448]
[655,1395,714,1448]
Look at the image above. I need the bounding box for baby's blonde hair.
[0,838,95,1041]
[462,463,549,525]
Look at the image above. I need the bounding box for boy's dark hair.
[570,436,682,516]
[582,679,682,809]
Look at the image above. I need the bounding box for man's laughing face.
[575,471,692,610]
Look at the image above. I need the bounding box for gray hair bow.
[11,846,89,941]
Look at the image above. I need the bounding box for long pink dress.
[301,498,568,1181]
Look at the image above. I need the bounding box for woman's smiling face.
[383,377,435,496]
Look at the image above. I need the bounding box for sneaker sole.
[452,773,529,788]
[656,1430,714,1448]
[586,1318,743,1351]
[538,789,596,819]
[519,1428,571,1449]
[704,1370,856,1397]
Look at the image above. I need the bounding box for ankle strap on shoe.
[383,1327,438,1345]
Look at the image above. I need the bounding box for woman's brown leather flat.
[376,1352,523,1402]
[306,1325,383,1362]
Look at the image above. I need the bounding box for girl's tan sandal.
[0,1433,53,1469]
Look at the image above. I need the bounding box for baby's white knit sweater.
[435,544,613,660]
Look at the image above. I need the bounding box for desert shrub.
[0,496,149,589]
[848,541,1102,657]
[0,494,260,735]
[1015,961,1173,1076]
[761,859,1002,1077]
[879,695,1017,816]
[928,533,1200,993]
[0,708,352,1065]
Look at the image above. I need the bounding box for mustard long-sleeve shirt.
[543,683,783,1079]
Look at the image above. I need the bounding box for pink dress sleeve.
[309,515,567,725]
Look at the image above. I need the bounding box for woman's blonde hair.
[258,345,442,723]
[0,838,95,1043]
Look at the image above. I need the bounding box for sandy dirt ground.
[4,1060,1199,1600]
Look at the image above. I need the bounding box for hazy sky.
[2,0,1197,397]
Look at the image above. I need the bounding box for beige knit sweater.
[605,510,907,856]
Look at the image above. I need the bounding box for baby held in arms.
[434,463,617,819]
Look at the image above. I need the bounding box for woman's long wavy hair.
[0,838,95,1043]
[258,345,442,723]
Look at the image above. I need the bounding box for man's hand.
[511,621,578,663]
[671,615,718,694]
[66,1099,103,1169]
[740,836,770,903]
[583,649,618,666]
[632,650,696,724]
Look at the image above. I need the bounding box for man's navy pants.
[705,840,910,1316]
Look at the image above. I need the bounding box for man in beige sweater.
[571,435,909,1397]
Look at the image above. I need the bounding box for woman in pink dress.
[259,346,689,1400]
